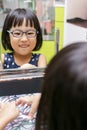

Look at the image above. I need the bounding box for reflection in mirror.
[0,0,56,70]
[64,0,87,46]
[0,8,47,70]
[0,0,65,70]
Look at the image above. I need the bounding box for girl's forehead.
[22,19,31,25]
[12,18,34,27]
[21,19,34,26]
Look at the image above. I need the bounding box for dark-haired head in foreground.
[36,42,87,130]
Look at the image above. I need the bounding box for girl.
[1,8,47,69]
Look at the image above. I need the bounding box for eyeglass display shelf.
[0,67,45,81]
[0,67,45,96]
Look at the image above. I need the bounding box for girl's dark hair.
[2,8,42,51]
[36,42,87,130]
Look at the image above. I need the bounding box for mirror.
[0,0,54,68]
[0,0,65,70]
[64,0,87,46]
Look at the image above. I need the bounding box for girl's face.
[9,19,37,56]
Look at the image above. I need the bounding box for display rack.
[0,67,45,96]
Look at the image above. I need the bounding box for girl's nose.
[20,34,28,41]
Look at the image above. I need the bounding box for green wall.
[35,41,55,63]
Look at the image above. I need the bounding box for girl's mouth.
[19,44,29,48]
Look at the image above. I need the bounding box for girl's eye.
[13,32,21,36]
[27,31,35,36]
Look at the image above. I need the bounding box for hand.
[0,101,19,130]
[16,93,41,119]
[20,63,36,69]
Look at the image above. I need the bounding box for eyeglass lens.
[13,30,36,38]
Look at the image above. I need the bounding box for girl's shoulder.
[1,52,13,60]
[32,53,41,58]
[31,53,47,67]
[29,53,41,66]
[2,52,19,69]
[4,52,13,57]
[1,52,13,66]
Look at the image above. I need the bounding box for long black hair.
[36,42,87,130]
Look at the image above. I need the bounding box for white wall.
[66,0,87,19]
[2,0,18,9]
[64,0,87,46]
[64,23,87,46]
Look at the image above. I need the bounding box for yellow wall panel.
[35,41,55,63]
[55,7,64,22]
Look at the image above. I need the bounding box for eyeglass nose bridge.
[21,31,28,38]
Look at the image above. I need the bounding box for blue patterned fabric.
[0,94,37,130]
[3,53,40,69]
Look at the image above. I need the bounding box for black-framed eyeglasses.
[7,29,38,38]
